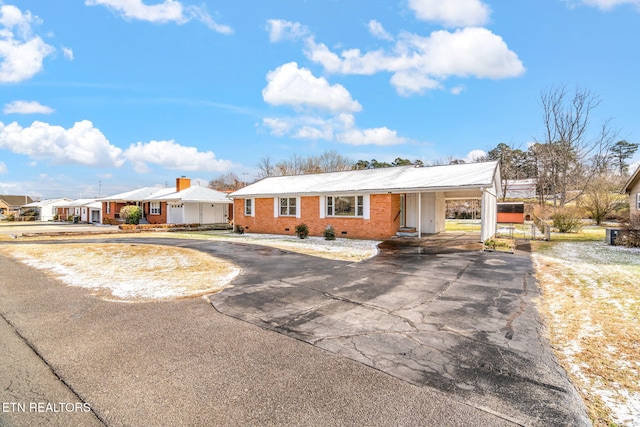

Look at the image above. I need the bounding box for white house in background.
[22,198,72,221]
[100,177,232,225]
[145,182,233,225]
[56,199,103,223]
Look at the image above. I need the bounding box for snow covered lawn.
[0,243,240,302]
[533,241,640,427]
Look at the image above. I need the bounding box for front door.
[400,195,406,228]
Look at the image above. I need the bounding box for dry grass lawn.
[532,241,640,427]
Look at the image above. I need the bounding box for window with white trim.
[244,198,252,216]
[150,202,161,215]
[280,197,297,216]
[326,195,364,217]
[106,203,111,215]
[636,193,640,210]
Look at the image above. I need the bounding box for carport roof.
[231,161,501,197]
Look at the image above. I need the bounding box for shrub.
[616,214,640,248]
[234,224,244,234]
[295,223,309,239]
[551,207,584,233]
[119,205,143,225]
[323,225,336,240]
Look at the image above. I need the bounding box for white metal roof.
[145,186,232,203]
[99,187,172,202]
[22,198,72,208]
[231,161,500,198]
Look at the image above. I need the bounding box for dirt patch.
[0,243,240,302]
[532,241,640,427]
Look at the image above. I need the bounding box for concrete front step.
[396,227,419,237]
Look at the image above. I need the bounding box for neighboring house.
[230,161,501,242]
[0,195,34,216]
[623,166,640,216]
[145,181,232,225]
[22,198,72,221]
[56,199,103,223]
[100,177,232,225]
[503,179,537,200]
[100,186,172,224]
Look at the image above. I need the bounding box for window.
[150,202,161,215]
[280,197,297,216]
[326,196,364,217]
[637,193,640,210]
[106,202,111,215]
[244,198,252,216]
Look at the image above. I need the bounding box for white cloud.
[407,0,491,27]
[61,46,74,60]
[574,0,640,10]
[0,120,125,167]
[4,100,54,114]
[337,127,407,146]
[368,20,393,41]
[85,0,233,33]
[390,71,441,96]
[262,113,407,146]
[450,85,464,95]
[123,140,232,173]
[0,5,55,83]
[464,149,487,163]
[266,19,308,42]
[262,62,362,113]
[305,27,524,95]
[0,161,7,174]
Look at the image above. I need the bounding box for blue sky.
[1,0,639,200]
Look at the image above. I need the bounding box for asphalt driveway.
[0,236,590,426]
[204,238,590,426]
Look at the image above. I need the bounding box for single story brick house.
[623,165,640,216]
[0,195,34,217]
[100,177,232,225]
[55,199,102,223]
[230,161,501,242]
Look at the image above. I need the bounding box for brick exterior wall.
[144,201,167,224]
[233,194,401,240]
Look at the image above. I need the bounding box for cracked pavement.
[206,239,590,426]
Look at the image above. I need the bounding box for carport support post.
[417,192,422,239]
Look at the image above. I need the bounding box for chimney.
[176,176,191,192]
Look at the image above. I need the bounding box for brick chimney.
[176,176,191,192]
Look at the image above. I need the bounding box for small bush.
[119,205,142,225]
[551,208,584,233]
[295,223,309,239]
[323,225,336,240]
[234,224,244,234]
[616,214,640,247]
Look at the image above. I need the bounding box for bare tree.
[208,172,246,192]
[256,156,276,179]
[580,174,627,225]
[537,86,617,208]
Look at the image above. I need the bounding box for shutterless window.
[150,202,161,215]
[327,196,364,217]
[637,193,640,210]
[244,199,252,216]
[280,197,296,216]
